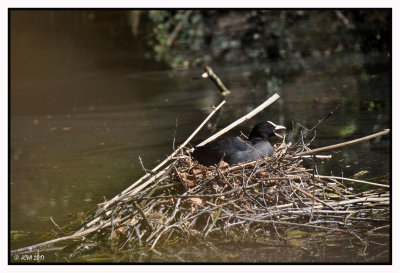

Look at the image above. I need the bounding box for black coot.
[192,121,286,166]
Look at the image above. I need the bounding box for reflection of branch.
[202,66,231,96]
[167,10,192,46]
[335,10,355,29]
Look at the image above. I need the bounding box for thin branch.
[309,103,343,132]
[134,202,153,231]
[50,217,61,231]
[294,129,390,156]
[292,185,337,211]
[202,66,231,96]
[316,175,390,188]
[197,93,280,147]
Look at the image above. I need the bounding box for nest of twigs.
[49,141,386,253]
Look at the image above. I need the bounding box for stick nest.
[74,142,389,252]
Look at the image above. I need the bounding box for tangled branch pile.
[73,141,388,252]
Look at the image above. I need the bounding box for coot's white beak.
[273,125,286,139]
[267,121,286,138]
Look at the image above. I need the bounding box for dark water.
[10,11,391,263]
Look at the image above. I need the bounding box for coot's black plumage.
[193,121,286,166]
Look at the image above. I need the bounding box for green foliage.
[338,121,357,137]
[147,10,206,68]
[143,10,390,69]
[10,230,30,241]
